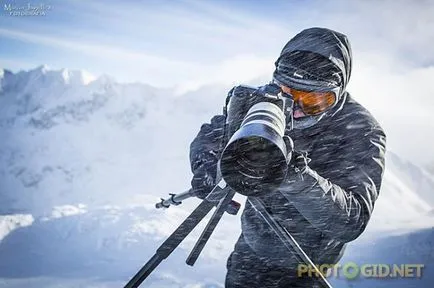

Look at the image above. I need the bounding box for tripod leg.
[124,187,222,288]
[248,197,333,288]
[186,188,236,266]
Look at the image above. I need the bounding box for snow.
[60,68,96,86]
[0,66,432,287]
[41,204,88,221]
[0,214,34,242]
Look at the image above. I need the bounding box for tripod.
[123,179,333,288]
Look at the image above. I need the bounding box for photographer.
[190,27,386,288]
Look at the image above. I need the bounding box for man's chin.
[293,109,306,118]
[292,116,320,129]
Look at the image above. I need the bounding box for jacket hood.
[272,27,353,130]
[275,27,352,91]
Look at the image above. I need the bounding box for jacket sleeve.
[280,120,386,243]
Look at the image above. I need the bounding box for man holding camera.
[189,27,386,288]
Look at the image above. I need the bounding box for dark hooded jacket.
[189,28,386,270]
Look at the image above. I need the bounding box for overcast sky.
[1,0,433,166]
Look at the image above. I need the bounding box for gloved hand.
[290,150,311,175]
[283,135,311,175]
[191,151,218,199]
[281,150,312,194]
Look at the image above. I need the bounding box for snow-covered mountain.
[364,151,434,234]
[0,65,226,215]
[0,66,433,287]
[425,162,434,178]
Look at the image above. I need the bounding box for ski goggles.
[273,51,342,115]
[280,84,339,116]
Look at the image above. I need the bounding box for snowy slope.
[0,66,211,215]
[0,203,238,287]
[330,227,434,288]
[364,154,434,234]
[0,66,433,287]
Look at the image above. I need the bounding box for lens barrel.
[220,101,289,196]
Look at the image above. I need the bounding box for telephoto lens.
[220,85,293,196]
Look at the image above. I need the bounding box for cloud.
[322,0,434,66]
[0,28,196,68]
[173,54,275,95]
[0,25,276,90]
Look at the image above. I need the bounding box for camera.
[220,83,294,196]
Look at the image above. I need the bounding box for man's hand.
[191,151,218,199]
[290,151,311,174]
[281,151,312,194]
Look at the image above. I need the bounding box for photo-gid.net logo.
[297,262,425,280]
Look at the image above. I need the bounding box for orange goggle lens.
[290,88,336,115]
